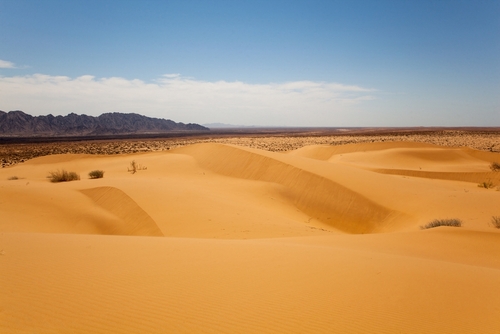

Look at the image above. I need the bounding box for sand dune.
[1,141,500,333]
[291,142,500,189]
[177,143,406,233]
[80,186,163,236]
[291,141,498,166]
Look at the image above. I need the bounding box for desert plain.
[1,130,500,333]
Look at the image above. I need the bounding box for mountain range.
[0,110,208,136]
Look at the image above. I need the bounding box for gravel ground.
[1,130,499,168]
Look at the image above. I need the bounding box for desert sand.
[1,140,500,333]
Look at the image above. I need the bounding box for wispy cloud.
[0,59,17,69]
[0,73,376,126]
[0,59,28,69]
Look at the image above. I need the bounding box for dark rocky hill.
[0,110,209,136]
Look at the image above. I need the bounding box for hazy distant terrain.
[203,122,260,129]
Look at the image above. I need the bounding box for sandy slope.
[1,142,500,333]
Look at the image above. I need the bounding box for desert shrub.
[48,170,80,183]
[7,176,19,180]
[478,180,494,189]
[128,160,147,174]
[492,216,500,229]
[490,162,500,172]
[88,170,104,179]
[420,218,462,229]
[128,160,137,174]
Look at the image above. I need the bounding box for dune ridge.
[80,186,164,236]
[179,143,405,233]
[291,142,500,184]
[371,169,500,184]
[291,141,500,164]
[289,141,440,160]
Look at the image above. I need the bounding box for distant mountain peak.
[0,110,209,137]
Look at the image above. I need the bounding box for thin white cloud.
[0,73,377,126]
[0,59,16,69]
[162,73,181,79]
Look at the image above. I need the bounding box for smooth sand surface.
[1,142,500,333]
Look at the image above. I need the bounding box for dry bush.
[490,162,500,172]
[88,170,104,179]
[128,160,137,174]
[48,170,80,183]
[7,176,19,180]
[491,216,500,229]
[420,218,462,229]
[128,160,147,174]
[478,180,495,189]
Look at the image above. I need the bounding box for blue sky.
[0,0,498,126]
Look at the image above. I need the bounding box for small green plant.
[48,170,80,183]
[7,176,19,180]
[491,216,500,229]
[420,218,462,229]
[128,160,147,174]
[478,180,495,189]
[490,162,500,172]
[88,170,105,179]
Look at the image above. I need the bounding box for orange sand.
[1,142,500,333]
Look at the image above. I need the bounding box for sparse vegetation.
[478,180,495,189]
[128,160,147,174]
[490,162,500,172]
[491,216,500,229]
[129,160,137,174]
[420,218,462,229]
[88,170,105,179]
[7,176,19,180]
[48,170,80,183]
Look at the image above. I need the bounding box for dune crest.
[291,142,500,183]
[80,186,163,236]
[178,143,407,233]
[289,141,438,160]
